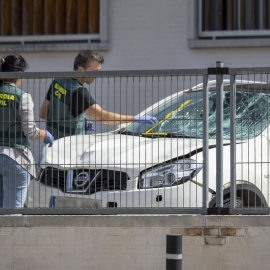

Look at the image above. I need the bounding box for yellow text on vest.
[54,83,67,100]
[0,93,15,106]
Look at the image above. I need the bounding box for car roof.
[137,80,270,117]
[191,79,268,91]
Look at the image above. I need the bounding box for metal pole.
[230,74,236,208]
[216,61,224,207]
[203,74,209,209]
[166,234,182,270]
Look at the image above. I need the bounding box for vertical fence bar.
[258,0,263,29]
[203,74,209,209]
[216,61,224,207]
[230,74,236,208]
[198,0,203,34]
[236,0,241,30]
[268,0,270,29]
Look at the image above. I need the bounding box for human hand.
[45,130,54,147]
[134,115,158,125]
[85,122,95,131]
[85,118,95,132]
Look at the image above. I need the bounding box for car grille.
[39,167,129,194]
[39,167,67,192]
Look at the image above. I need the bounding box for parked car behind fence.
[27,79,270,212]
[1,66,269,214]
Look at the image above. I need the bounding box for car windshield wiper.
[140,133,162,138]
[119,130,200,139]
[166,133,200,138]
[140,132,199,138]
[119,130,140,136]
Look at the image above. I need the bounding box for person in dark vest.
[39,50,158,141]
[0,54,54,209]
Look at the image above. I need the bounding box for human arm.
[85,105,158,125]
[20,93,54,146]
[85,104,135,125]
[75,88,157,125]
[39,99,50,120]
[72,88,134,125]
[39,84,52,120]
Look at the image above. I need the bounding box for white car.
[27,80,270,209]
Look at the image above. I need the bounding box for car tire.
[212,192,266,208]
[222,195,243,208]
[211,194,244,208]
[209,184,267,208]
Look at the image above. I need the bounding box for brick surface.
[252,265,270,270]
[170,227,185,235]
[204,236,226,245]
[1,216,270,269]
[203,228,220,236]
[186,228,203,236]
[0,228,12,235]
[0,244,14,263]
[235,228,251,237]
[14,245,30,263]
[0,263,13,270]
[14,262,29,270]
[130,253,147,263]
[183,236,196,246]
[220,228,236,236]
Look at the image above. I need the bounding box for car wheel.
[209,185,267,208]
[211,194,244,208]
[222,195,243,208]
[212,192,265,208]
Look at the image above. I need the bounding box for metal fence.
[1,63,270,215]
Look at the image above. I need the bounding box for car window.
[122,88,270,140]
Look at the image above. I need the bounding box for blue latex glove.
[45,130,54,147]
[85,122,95,131]
[85,117,95,132]
[134,115,158,125]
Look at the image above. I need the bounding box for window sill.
[0,41,110,52]
[188,38,270,49]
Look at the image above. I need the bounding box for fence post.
[166,234,182,270]
[216,61,224,208]
[207,61,230,214]
[203,74,209,209]
[230,74,236,208]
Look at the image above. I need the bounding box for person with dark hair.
[40,50,158,140]
[0,54,54,209]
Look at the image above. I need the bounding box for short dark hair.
[74,50,104,70]
[0,53,28,72]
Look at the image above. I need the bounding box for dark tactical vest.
[47,78,85,140]
[0,83,30,150]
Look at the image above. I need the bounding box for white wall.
[2,0,270,159]
[16,0,270,72]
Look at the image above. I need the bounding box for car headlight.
[139,159,202,188]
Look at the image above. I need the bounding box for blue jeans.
[0,154,31,209]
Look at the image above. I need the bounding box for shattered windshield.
[121,87,270,140]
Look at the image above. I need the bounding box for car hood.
[40,133,220,178]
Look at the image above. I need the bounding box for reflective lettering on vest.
[0,100,7,106]
[0,93,14,106]
[54,83,67,100]
[0,93,15,100]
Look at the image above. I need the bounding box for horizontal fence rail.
[1,66,270,215]
[0,69,208,79]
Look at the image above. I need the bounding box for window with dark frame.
[199,0,270,38]
[0,0,99,37]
